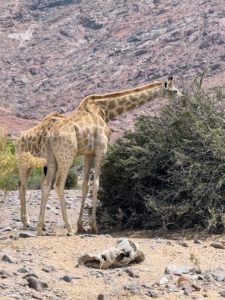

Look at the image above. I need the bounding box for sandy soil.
[1,190,225,300]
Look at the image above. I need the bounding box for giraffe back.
[16,113,66,158]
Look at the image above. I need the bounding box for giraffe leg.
[37,154,57,236]
[77,155,94,234]
[90,151,106,234]
[53,164,74,236]
[18,166,34,226]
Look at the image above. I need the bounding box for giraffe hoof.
[67,232,74,236]
[77,222,83,234]
[90,227,98,235]
[90,222,98,234]
[23,224,30,228]
[22,219,30,227]
[37,226,43,236]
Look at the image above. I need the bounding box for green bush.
[98,74,225,233]
[27,167,42,190]
[27,156,83,190]
[64,170,79,190]
[0,128,18,192]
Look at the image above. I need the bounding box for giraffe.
[36,77,182,236]
[16,113,66,227]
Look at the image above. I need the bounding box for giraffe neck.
[77,82,164,122]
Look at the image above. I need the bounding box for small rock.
[23,273,39,279]
[194,239,202,244]
[203,273,215,282]
[42,265,56,273]
[165,265,177,274]
[158,277,169,285]
[9,235,19,240]
[190,267,201,274]
[124,283,140,294]
[155,238,164,243]
[178,241,189,247]
[210,242,225,249]
[1,254,16,263]
[27,276,48,291]
[60,274,73,282]
[166,284,180,292]
[79,234,98,238]
[0,269,14,278]
[216,274,225,282]
[17,267,28,273]
[31,292,43,300]
[0,282,8,289]
[46,232,56,236]
[147,290,158,298]
[0,227,13,233]
[192,283,201,291]
[97,294,110,300]
[73,276,82,279]
[96,271,104,278]
[126,268,140,278]
[19,232,37,238]
[165,265,189,274]
[184,286,193,295]
[142,283,153,289]
[177,266,190,274]
[219,291,225,297]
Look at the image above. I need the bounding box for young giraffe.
[36,77,182,236]
[16,113,66,227]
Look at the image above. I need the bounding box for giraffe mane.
[84,82,163,102]
[41,113,65,121]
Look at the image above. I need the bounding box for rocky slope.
[0,0,225,138]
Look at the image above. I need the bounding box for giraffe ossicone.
[16,77,182,235]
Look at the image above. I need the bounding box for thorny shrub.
[98,73,225,233]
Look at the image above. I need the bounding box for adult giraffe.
[16,113,65,226]
[35,77,182,236]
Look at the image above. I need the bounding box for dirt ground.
[1,190,225,300]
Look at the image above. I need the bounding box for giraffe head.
[162,76,182,100]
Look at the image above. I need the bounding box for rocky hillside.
[0,0,225,138]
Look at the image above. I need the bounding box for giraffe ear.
[164,82,168,88]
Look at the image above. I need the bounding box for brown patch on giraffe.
[130,95,138,102]
[108,101,117,110]
[63,119,71,124]
[127,104,136,111]
[32,143,40,155]
[117,98,125,107]
[116,107,124,115]
[139,100,146,106]
[108,112,115,120]
[140,92,147,99]
[62,142,69,149]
